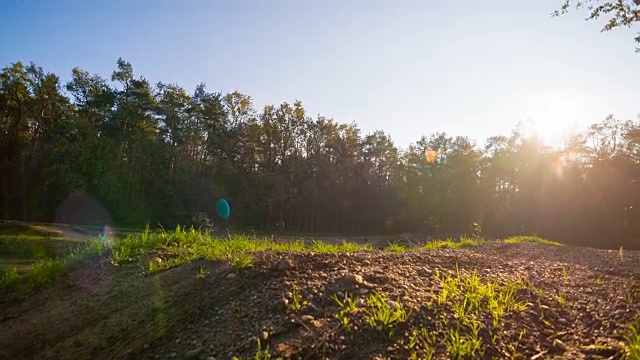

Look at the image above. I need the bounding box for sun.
[519,98,583,145]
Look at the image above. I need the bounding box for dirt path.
[0,242,638,360]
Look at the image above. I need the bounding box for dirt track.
[0,242,639,360]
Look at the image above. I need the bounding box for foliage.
[1,59,639,250]
[554,0,640,49]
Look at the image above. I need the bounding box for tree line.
[1,59,639,248]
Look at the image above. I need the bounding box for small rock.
[226,273,236,279]
[308,303,322,313]
[416,269,430,277]
[184,347,203,359]
[359,288,368,295]
[362,260,371,266]
[301,315,314,322]
[386,300,400,310]
[260,331,269,341]
[553,339,567,352]
[281,298,289,308]
[341,274,364,286]
[277,260,295,270]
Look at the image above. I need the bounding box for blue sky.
[1,0,639,148]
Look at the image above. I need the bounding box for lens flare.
[425,149,438,164]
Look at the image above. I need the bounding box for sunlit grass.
[421,237,485,250]
[363,291,409,336]
[434,266,531,328]
[384,243,408,253]
[504,236,562,246]
[309,239,373,253]
[624,321,640,360]
[117,228,376,273]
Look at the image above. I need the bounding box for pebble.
[416,269,430,277]
[301,315,314,322]
[277,260,295,270]
[308,303,322,313]
[226,273,236,279]
[261,331,269,341]
[359,288,368,295]
[341,274,364,286]
[184,347,203,359]
[553,339,567,352]
[362,260,371,266]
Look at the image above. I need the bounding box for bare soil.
[0,242,639,360]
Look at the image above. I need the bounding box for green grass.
[363,291,410,336]
[0,238,110,301]
[624,322,640,360]
[421,237,485,250]
[287,285,306,312]
[332,292,358,328]
[384,243,408,253]
[434,266,530,328]
[114,227,376,273]
[110,228,559,276]
[309,239,373,253]
[232,339,283,360]
[407,327,436,360]
[445,324,484,360]
[503,236,562,246]
[0,268,21,296]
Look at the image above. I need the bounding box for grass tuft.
[504,236,562,246]
[624,321,640,360]
[231,252,255,270]
[384,243,408,253]
[0,268,21,296]
[363,291,409,336]
[434,266,530,328]
[407,327,436,360]
[422,237,484,250]
[332,292,358,328]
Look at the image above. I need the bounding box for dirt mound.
[0,221,64,238]
[0,243,639,360]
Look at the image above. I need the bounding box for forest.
[1,59,639,249]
